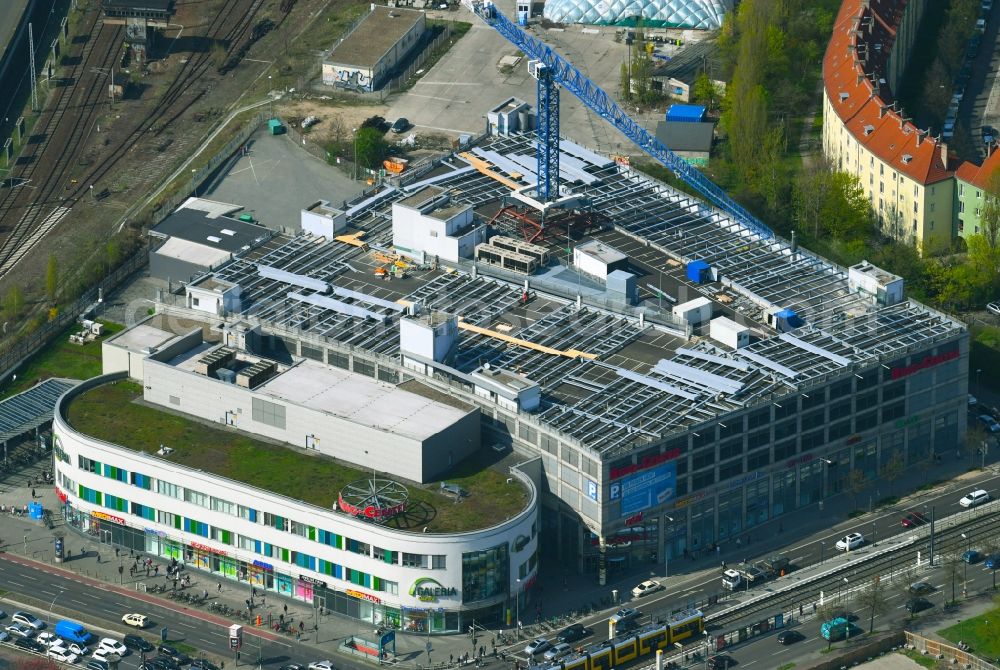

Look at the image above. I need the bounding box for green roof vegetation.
[1,320,124,400]
[66,381,529,534]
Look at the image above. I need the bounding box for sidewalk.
[0,451,996,669]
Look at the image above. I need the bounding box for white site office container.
[672,297,712,325]
[710,316,749,349]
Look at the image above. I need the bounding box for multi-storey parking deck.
[154,131,966,577]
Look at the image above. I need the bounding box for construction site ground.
[202,127,367,229]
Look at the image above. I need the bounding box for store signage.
[785,454,814,469]
[298,575,326,588]
[624,512,643,527]
[190,542,227,556]
[252,560,274,572]
[724,471,765,491]
[410,578,458,602]
[337,493,407,520]
[890,349,958,380]
[619,463,676,516]
[91,511,125,525]
[894,414,923,429]
[144,528,166,537]
[610,448,682,481]
[589,527,649,547]
[346,589,381,604]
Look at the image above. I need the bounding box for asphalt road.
[0,557,321,670]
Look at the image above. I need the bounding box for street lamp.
[842,578,850,642]
[352,128,358,181]
[961,533,970,597]
[664,515,674,581]
[702,629,710,670]
[977,368,982,398]
[515,578,521,639]
[820,541,825,566]
[49,588,65,625]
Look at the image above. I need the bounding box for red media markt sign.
[337,493,407,520]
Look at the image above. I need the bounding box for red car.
[901,511,928,528]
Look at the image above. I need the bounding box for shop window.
[432,555,446,569]
[462,543,508,604]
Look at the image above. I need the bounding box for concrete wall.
[142,360,479,483]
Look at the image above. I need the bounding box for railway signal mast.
[28,23,38,112]
[464,0,774,241]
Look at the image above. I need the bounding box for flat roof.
[66,381,529,533]
[151,208,270,254]
[258,360,473,442]
[154,237,232,269]
[576,240,627,264]
[326,6,424,70]
[655,120,714,153]
[108,323,178,354]
[190,131,964,459]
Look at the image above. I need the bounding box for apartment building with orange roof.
[822,0,956,254]
[955,146,1000,242]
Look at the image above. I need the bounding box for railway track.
[0,0,267,279]
[0,9,122,271]
[702,503,1000,630]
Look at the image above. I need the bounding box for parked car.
[307,662,335,670]
[988,302,1000,316]
[0,631,9,643]
[97,638,128,657]
[122,614,149,629]
[62,642,89,656]
[960,489,991,507]
[776,630,804,645]
[631,580,663,598]
[978,415,1000,433]
[158,645,191,665]
[905,597,933,614]
[48,647,79,664]
[12,612,45,630]
[6,623,36,639]
[190,659,219,670]
[901,511,928,528]
[85,660,109,670]
[278,665,305,670]
[390,118,410,134]
[123,635,155,653]
[556,624,591,644]
[14,638,46,653]
[37,632,60,647]
[836,532,865,551]
[909,581,935,595]
[150,657,181,670]
[543,643,572,662]
[963,549,982,564]
[524,639,551,656]
[970,393,980,406]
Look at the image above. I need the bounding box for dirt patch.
[275,98,389,144]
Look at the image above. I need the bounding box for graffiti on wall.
[331,68,372,92]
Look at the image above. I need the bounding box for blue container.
[666,104,707,123]
[686,260,710,284]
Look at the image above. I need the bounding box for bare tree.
[855,575,890,632]
[881,451,904,496]
[942,553,963,604]
[847,468,868,511]
[965,425,989,468]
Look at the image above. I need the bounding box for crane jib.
[465,0,774,241]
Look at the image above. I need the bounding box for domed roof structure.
[542,0,732,29]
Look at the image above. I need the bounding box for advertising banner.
[619,463,676,516]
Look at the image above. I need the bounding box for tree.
[691,72,720,109]
[942,553,963,604]
[964,424,989,468]
[45,254,58,302]
[619,62,631,101]
[855,575,889,633]
[3,285,24,321]
[847,468,868,511]
[353,127,389,174]
[881,450,904,496]
[979,167,1000,248]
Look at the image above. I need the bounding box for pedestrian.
[721,560,726,570]
[798,604,803,616]
[812,603,816,614]
[30,488,35,499]
[96,552,100,564]
[299,621,304,633]
[716,545,720,555]
[218,582,223,593]
[115,547,120,558]
[154,565,159,576]
[203,589,209,600]
[283,604,288,615]
[450,654,454,665]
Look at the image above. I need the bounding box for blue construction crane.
[467,0,774,240]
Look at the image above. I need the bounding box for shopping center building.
[54,125,967,614]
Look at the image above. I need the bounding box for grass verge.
[66,382,529,534]
[0,320,124,400]
[938,603,1000,658]
[900,650,937,668]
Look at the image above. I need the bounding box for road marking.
[414,122,477,134]
[175,621,197,629]
[415,81,483,86]
[70,599,87,606]
[7,581,24,587]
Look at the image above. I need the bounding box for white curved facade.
[52,375,539,633]
[542,0,733,29]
